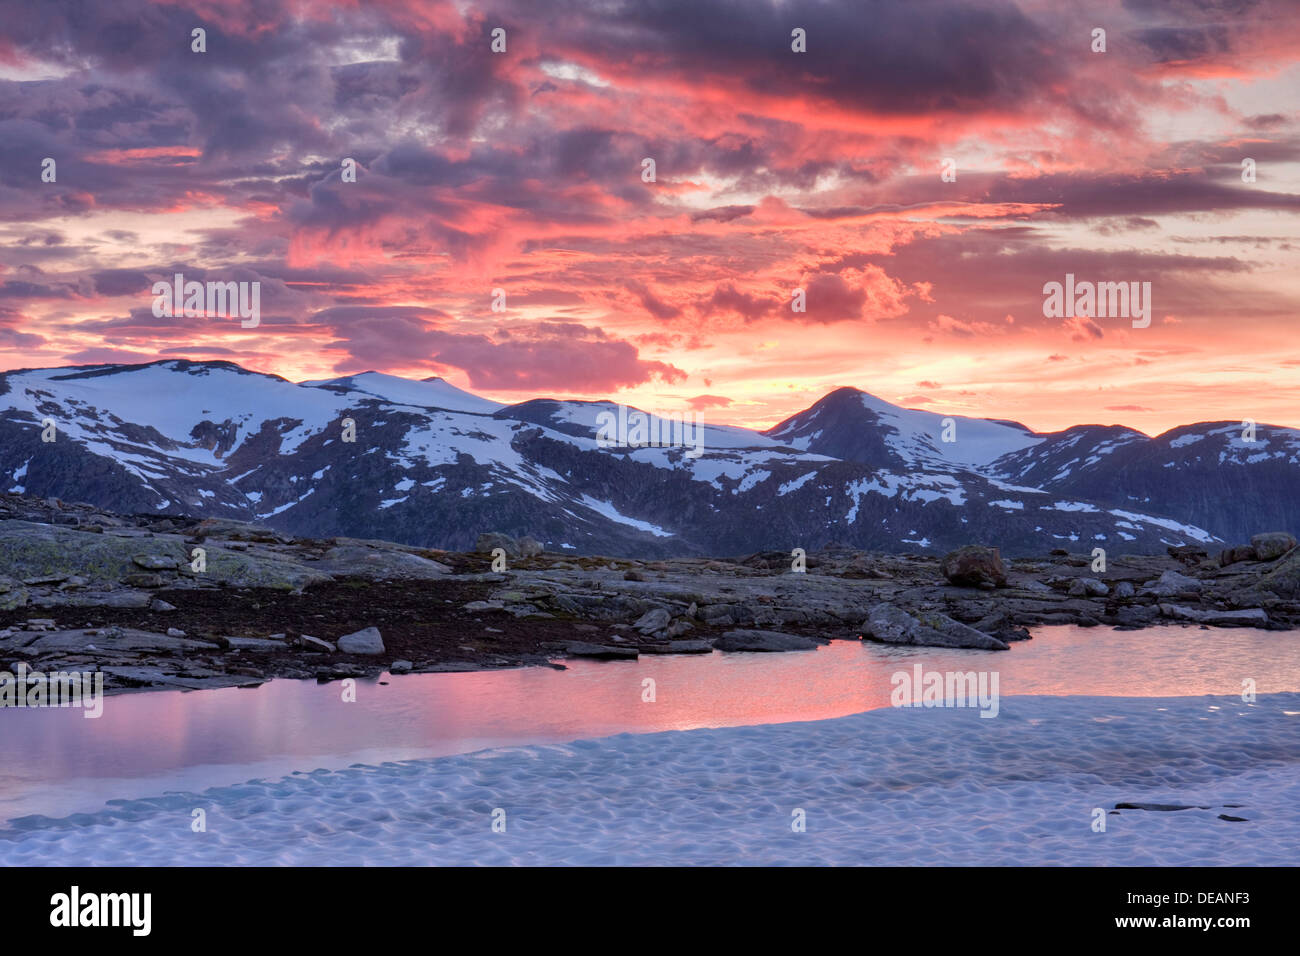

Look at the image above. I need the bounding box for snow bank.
[2,694,1296,865]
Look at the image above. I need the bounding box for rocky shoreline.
[0,494,1296,696]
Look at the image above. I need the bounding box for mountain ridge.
[0,358,1291,557]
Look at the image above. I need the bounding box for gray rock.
[863,604,1009,651]
[150,598,178,612]
[1139,569,1202,598]
[1158,604,1268,626]
[714,629,820,652]
[565,642,638,659]
[639,640,713,654]
[517,536,544,558]
[337,626,385,655]
[296,634,336,653]
[132,554,178,570]
[700,604,736,624]
[1112,581,1135,599]
[1068,577,1110,597]
[389,660,414,674]
[633,607,671,634]
[314,545,451,580]
[1251,532,1296,561]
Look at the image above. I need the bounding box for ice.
[3,694,1295,866]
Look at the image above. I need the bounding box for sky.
[0,0,1298,437]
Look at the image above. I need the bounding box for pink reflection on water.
[1,624,1297,821]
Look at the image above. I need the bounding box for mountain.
[0,359,1285,557]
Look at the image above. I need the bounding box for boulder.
[1139,569,1202,598]
[1111,581,1135,599]
[1254,547,1300,597]
[1067,577,1110,597]
[713,629,821,652]
[475,532,519,557]
[863,605,1009,651]
[632,607,671,634]
[517,536,544,558]
[1250,532,1296,561]
[939,545,1007,588]
[1219,545,1258,566]
[337,626,385,655]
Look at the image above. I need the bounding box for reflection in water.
[1,624,1296,822]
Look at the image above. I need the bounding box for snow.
[855,392,1043,468]
[4,693,1295,865]
[1108,509,1218,544]
[777,471,819,496]
[302,372,503,414]
[576,495,674,537]
[989,499,1024,510]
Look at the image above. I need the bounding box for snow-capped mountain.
[0,359,1280,557]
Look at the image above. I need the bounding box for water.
[1,624,1297,823]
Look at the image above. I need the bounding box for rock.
[639,640,713,654]
[150,598,177,612]
[1139,569,1202,598]
[632,607,671,634]
[122,573,166,588]
[475,532,519,557]
[165,627,186,637]
[1112,581,1135,599]
[517,536,544,558]
[296,634,336,653]
[337,626,385,655]
[863,605,1009,651]
[1068,577,1110,597]
[713,629,820,652]
[939,545,1007,588]
[314,545,451,580]
[1220,545,1259,566]
[1017,579,1054,593]
[565,642,638,660]
[132,554,178,570]
[1158,604,1268,626]
[624,569,646,582]
[1250,532,1296,561]
[700,604,735,624]
[1167,544,1208,564]
[389,660,413,674]
[664,618,694,639]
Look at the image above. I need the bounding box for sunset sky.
[1,0,1298,435]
